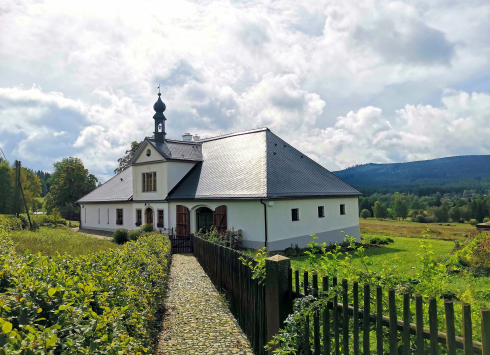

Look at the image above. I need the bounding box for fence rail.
[193,237,490,355]
[194,236,267,355]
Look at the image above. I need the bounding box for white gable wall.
[134,143,163,164]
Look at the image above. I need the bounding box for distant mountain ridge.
[333,155,490,195]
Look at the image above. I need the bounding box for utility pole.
[13,160,19,217]
[14,161,32,229]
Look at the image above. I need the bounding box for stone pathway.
[158,254,254,355]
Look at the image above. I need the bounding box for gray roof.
[77,167,133,203]
[128,138,203,166]
[168,129,361,199]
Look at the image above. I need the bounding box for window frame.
[157,209,164,227]
[340,204,346,215]
[116,209,123,225]
[98,208,100,224]
[142,172,157,192]
[318,206,325,218]
[136,209,142,226]
[291,208,299,221]
[107,209,109,224]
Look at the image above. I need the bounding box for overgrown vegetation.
[112,224,156,244]
[0,229,171,353]
[196,226,243,249]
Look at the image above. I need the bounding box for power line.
[0,146,7,161]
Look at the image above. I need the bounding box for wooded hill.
[333,155,490,196]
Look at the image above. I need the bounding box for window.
[136,209,142,226]
[157,209,164,227]
[291,208,299,221]
[84,208,86,223]
[146,149,151,157]
[107,209,109,224]
[116,209,123,225]
[142,172,157,192]
[318,206,325,218]
[340,204,346,215]
[98,208,100,224]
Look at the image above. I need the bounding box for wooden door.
[145,208,153,226]
[213,205,227,234]
[176,205,190,237]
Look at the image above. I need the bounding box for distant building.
[77,93,362,250]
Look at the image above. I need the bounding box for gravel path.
[158,254,254,355]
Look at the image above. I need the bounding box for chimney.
[182,133,192,142]
[193,134,200,141]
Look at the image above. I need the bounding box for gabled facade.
[77,94,362,250]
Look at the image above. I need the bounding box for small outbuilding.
[77,93,362,250]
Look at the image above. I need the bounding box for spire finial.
[158,84,161,94]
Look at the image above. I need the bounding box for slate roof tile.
[77,167,133,203]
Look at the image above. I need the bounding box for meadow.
[8,226,121,256]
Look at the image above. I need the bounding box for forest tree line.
[0,157,97,220]
[359,192,490,223]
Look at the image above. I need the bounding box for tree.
[393,199,409,220]
[449,207,461,222]
[360,209,371,219]
[434,204,449,223]
[45,159,97,219]
[410,199,422,210]
[0,159,14,214]
[373,201,388,220]
[114,141,141,174]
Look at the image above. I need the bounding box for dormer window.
[146,149,151,157]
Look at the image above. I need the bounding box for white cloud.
[0,0,490,180]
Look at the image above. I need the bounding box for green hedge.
[0,230,171,354]
[0,215,22,232]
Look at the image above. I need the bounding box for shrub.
[483,217,490,223]
[113,228,129,244]
[415,214,426,223]
[369,236,394,245]
[0,215,22,232]
[0,231,171,354]
[140,224,154,233]
[360,209,371,219]
[129,229,143,241]
[469,219,479,226]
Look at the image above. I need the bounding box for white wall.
[134,143,163,164]
[267,197,360,242]
[132,162,167,201]
[80,203,134,231]
[168,200,266,244]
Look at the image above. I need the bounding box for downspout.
[260,199,268,249]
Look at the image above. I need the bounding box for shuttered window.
[142,172,157,192]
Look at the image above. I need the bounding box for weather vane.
[158,84,160,94]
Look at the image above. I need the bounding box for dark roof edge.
[266,130,362,195]
[76,169,132,203]
[77,199,134,204]
[168,194,361,201]
[127,140,150,166]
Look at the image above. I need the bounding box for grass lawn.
[289,234,490,306]
[8,226,121,256]
[360,217,477,241]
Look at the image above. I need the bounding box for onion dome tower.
[153,92,166,142]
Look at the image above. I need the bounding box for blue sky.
[1,0,489,183]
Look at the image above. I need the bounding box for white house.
[77,93,362,250]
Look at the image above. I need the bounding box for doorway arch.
[145,207,154,226]
[196,207,213,233]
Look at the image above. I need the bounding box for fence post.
[482,307,490,355]
[265,254,291,351]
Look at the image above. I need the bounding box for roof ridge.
[198,127,269,143]
[76,167,132,203]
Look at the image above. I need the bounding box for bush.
[129,229,143,241]
[369,236,394,245]
[0,215,22,232]
[415,214,426,223]
[360,209,371,219]
[0,231,171,354]
[113,228,129,244]
[140,224,154,233]
[483,217,490,223]
[469,219,479,226]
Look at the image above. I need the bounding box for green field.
[8,226,120,256]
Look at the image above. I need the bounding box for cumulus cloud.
[0,0,490,180]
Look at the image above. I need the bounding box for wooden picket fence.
[295,270,488,355]
[194,237,490,355]
[194,236,267,355]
